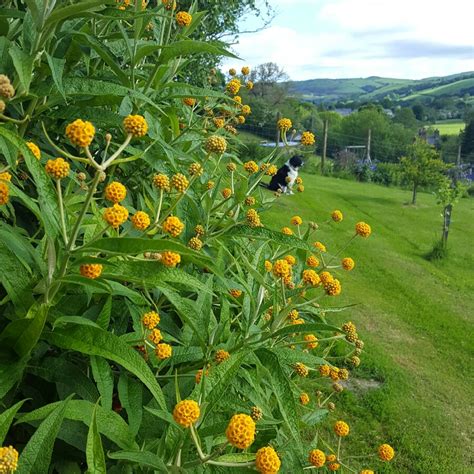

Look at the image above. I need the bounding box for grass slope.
[262,174,474,473]
[432,121,466,136]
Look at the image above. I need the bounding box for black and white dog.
[266,155,304,194]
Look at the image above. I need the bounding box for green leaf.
[215,453,256,463]
[301,409,329,426]
[72,32,129,85]
[45,0,110,27]
[0,243,35,313]
[16,397,71,474]
[158,287,206,349]
[18,400,137,451]
[108,450,167,472]
[159,40,239,64]
[0,127,61,238]
[28,357,99,402]
[44,326,166,409]
[46,53,66,100]
[104,260,211,295]
[96,296,112,330]
[0,400,27,444]
[91,356,114,411]
[118,375,143,437]
[269,322,341,340]
[231,225,315,252]
[9,44,34,93]
[0,356,28,399]
[0,303,48,357]
[256,349,302,445]
[86,402,107,474]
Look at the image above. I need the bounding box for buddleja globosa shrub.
[0,1,394,472]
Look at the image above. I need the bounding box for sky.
[222,0,474,81]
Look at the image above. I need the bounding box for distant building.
[418,128,441,147]
[383,108,394,118]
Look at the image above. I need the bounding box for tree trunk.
[442,204,452,247]
[411,184,417,205]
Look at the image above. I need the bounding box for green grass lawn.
[433,121,465,136]
[261,174,474,473]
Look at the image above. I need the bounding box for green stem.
[67,171,102,251]
[56,179,68,246]
[154,188,164,224]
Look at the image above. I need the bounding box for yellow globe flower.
[175,11,192,27]
[173,400,200,427]
[355,221,372,237]
[183,97,196,107]
[103,203,129,228]
[334,420,350,437]
[301,131,315,146]
[155,343,172,360]
[123,114,148,137]
[0,172,11,182]
[148,328,162,344]
[65,119,95,147]
[153,173,170,191]
[313,241,326,252]
[378,444,395,461]
[246,81,254,90]
[277,118,292,131]
[221,188,232,199]
[342,257,355,271]
[272,259,291,279]
[229,289,242,298]
[241,66,250,76]
[328,462,341,471]
[325,279,342,296]
[205,135,227,154]
[299,392,310,405]
[308,449,326,468]
[131,211,151,230]
[171,173,189,193]
[0,446,19,473]
[306,255,319,267]
[245,196,256,206]
[26,141,41,159]
[331,209,343,222]
[241,104,251,115]
[284,255,296,266]
[225,414,256,449]
[294,362,309,377]
[213,117,225,129]
[0,182,9,206]
[162,216,184,237]
[255,446,281,474]
[281,227,293,236]
[142,311,160,329]
[304,334,318,349]
[264,260,273,272]
[215,349,230,363]
[290,215,302,225]
[226,78,241,95]
[104,181,127,203]
[45,158,70,180]
[246,209,262,227]
[302,269,321,287]
[319,271,334,284]
[229,68,237,76]
[188,236,203,250]
[79,263,103,280]
[319,364,330,377]
[161,251,181,267]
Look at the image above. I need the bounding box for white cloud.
[222,0,474,80]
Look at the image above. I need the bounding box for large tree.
[460,118,474,163]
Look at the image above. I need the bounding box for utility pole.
[321,119,328,174]
[366,128,372,163]
[275,111,281,149]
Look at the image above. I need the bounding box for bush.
[0,2,394,473]
[372,162,403,186]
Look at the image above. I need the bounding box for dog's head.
[289,155,304,170]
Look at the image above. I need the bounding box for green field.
[262,174,474,473]
[432,121,466,136]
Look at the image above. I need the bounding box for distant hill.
[289,72,474,103]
